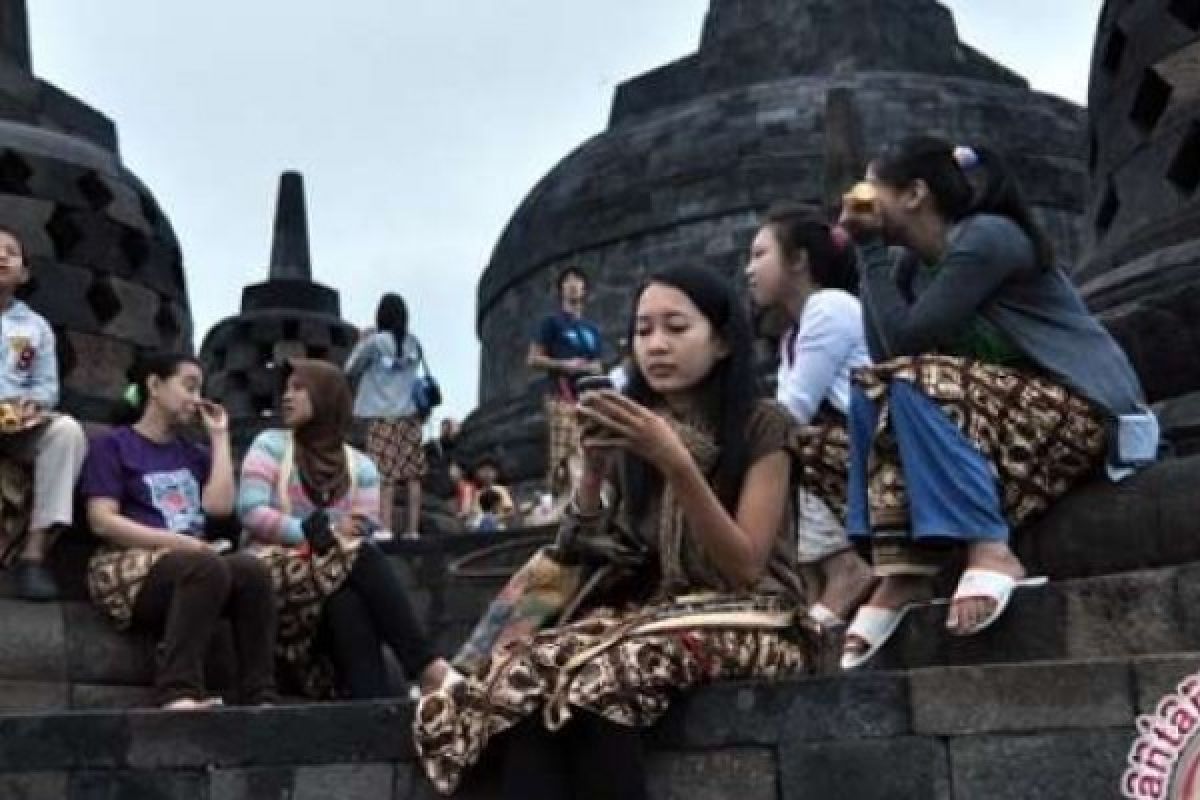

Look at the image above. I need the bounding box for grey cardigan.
[858,213,1146,422]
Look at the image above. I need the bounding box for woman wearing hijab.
[237,358,451,699]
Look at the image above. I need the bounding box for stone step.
[0,652,1185,799]
[1014,454,1199,579]
[865,560,1200,672]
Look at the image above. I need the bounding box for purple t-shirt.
[79,426,212,535]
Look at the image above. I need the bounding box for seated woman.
[464,456,515,532]
[82,352,277,710]
[837,137,1156,669]
[746,204,875,627]
[237,357,450,699]
[416,266,813,798]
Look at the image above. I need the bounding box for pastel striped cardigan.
[237,429,381,546]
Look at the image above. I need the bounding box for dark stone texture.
[292,764,395,800]
[0,679,67,710]
[1132,654,1200,715]
[647,748,777,800]
[869,563,1200,670]
[910,660,1133,735]
[1015,456,1200,579]
[0,772,67,800]
[610,0,1025,125]
[949,731,1132,799]
[69,770,207,800]
[209,766,295,800]
[1079,2,1200,405]
[267,171,312,282]
[0,711,129,771]
[0,597,65,682]
[779,736,951,800]
[125,702,413,769]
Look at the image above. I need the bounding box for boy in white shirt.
[0,227,87,600]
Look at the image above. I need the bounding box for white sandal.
[840,603,921,670]
[941,569,1048,636]
[807,602,845,629]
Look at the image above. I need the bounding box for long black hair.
[375,293,408,349]
[762,204,858,293]
[623,265,759,518]
[112,351,201,426]
[871,136,1054,269]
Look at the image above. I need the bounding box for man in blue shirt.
[526,267,603,497]
[0,227,87,600]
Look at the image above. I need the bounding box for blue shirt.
[534,311,603,397]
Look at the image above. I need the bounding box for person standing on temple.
[527,267,603,499]
[345,293,427,538]
[0,227,87,601]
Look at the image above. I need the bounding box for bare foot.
[842,575,934,659]
[818,549,877,621]
[946,542,1025,635]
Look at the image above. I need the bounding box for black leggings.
[501,712,648,800]
[321,541,435,698]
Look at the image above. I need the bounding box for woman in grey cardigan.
[345,293,426,537]
[837,136,1156,669]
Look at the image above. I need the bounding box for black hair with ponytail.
[112,351,201,426]
[871,136,1054,269]
[375,293,409,350]
[762,204,858,293]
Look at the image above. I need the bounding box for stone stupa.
[199,172,357,450]
[461,0,1089,482]
[0,0,192,421]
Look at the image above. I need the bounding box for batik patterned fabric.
[87,546,170,630]
[366,416,426,483]
[415,596,810,795]
[854,354,1106,574]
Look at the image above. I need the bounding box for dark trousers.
[321,541,434,698]
[132,550,277,705]
[501,712,648,800]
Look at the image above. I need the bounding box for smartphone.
[575,374,615,394]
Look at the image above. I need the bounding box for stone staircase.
[0,459,1193,797]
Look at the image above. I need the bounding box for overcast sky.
[26,1,1102,423]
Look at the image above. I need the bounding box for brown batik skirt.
[544,395,579,490]
[856,355,1107,575]
[247,535,363,698]
[414,595,813,795]
[87,546,171,630]
[366,417,426,484]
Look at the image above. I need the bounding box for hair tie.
[123,383,141,408]
[953,145,981,172]
[830,225,852,252]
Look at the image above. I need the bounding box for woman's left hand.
[577,391,691,476]
[197,400,229,435]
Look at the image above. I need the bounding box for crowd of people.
[0,135,1159,797]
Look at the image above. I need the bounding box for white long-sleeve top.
[775,289,870,423]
